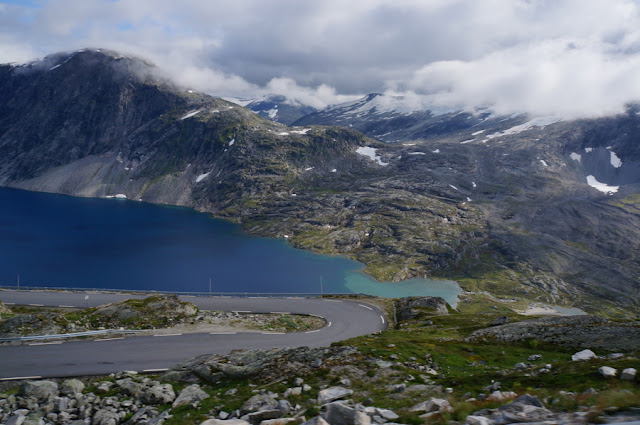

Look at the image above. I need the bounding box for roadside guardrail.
[0,329,141,342]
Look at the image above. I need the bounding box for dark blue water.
[0,188,461,304]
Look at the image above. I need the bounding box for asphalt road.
[0,290,387,379]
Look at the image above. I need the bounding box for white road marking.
[58,305,75,308]
[142,368,169,373]
[153,333,182,337]
[182,295,196,298]
[308,314,323,318]
[270,311,290,314]
[328,321,332,327]
[381,316,385,324]
[261,332,285,335]
[233,310,251,314]
[28,303,44,307]
[29,341,62,346]
[325,299,342,303]
[305,330,321,334]
[0,376,42,381]
[359,304,374,310]
[210,332,236,335]
[95,337,124,342]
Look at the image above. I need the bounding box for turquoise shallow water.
[0,187,461,305]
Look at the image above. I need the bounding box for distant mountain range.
[2,49,639,315]
[227,94,317,125]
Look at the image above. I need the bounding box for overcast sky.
[3,0,640,117]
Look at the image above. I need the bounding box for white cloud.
[2,0,640,115]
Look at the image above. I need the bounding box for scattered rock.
[201,419,250,425]
[598,366,617,378]
[317,387,353,404]
[93,409,120,425]
[465,415,491,425]
[20,381,58,403]
[59,379,85,396]
[5,414,26,425]
[242,394,279,414]
[491,316,509,326]
[527,354,542,361]
[514,362,528,370]
[621,368,637,380]
[572,349,597,361]
[172,384,209,408]
[321,402,358,425]
[247,409,282,425]
[395,297,449,321]
[409,398,453,414]
[141,384,176,404]
[301,417,330,425]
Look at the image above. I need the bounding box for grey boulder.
[172,384,209,408]
[141,384,176,404]
[20,381,59,403]
[317,387,353,404]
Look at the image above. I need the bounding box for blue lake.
[0,188,461,305]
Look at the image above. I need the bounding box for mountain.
[228,94,317,125]
[293,93,528,143]
[1,49,640,315]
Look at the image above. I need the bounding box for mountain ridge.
[2,49,640,315]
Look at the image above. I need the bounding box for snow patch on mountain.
[609,150,622,168]
[586,175,618,194]
[180,109,202,120]
[196,172,210,183]
[486,116,562,140]
[356,147,388,166]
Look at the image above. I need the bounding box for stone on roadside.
[598,366,617,378]
[317,387,353,404]
[96,381,115,394]
[20,381,59,403]
[172,384,209,408]
[60,379,85,396]
[93,409,120,425]
[141,384,176,404]
[116,379,144,398]
[621,368,637,380]
[5,414,26,425]
[571,349,596,361]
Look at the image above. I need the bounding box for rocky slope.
[1,297,638,425]
[2,49,640,314]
